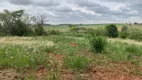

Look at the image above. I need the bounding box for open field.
[1,0,142,79]
[1,26,142,79]
[44,24,126,32]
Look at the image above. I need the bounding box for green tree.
[0,9,31,36]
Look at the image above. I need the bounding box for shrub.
[32,15,48,36]
[88,28,106,37]
[106,24,118,38]
[34,24,46,36]
[69,25,78,32]
[128,27,142,41]
[12,20,32,36]
[120,26,129,39]
[48,30,60,35]
[64,56,90,70]
[125,45,142,60]
[89,35,107,53]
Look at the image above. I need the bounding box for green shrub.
[88,28,106,37]
[121,26,128,32]
[13,20,32,36]
[125,45,142,59]
[89,35,107,53]
[64,56,90,70]
[128,27,142,41]
[48,30,60,35]
[34,24,46,36]
[69,25,78,32]
[120,26,129,39]
[106,24,118,38]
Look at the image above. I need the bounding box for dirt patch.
[70,42,79,47]
[0,69,19,80]
[48,52,64,63]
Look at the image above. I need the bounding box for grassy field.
[0,24,142,80]
[44,24,126,32]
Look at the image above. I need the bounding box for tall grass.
[0,37,54,71]
[64,56,90,71]
[106,42,142,62]
[89,35,107,53]
[128,27,142,41]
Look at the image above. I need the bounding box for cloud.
[8,0,33,5]
[0,0,141,24]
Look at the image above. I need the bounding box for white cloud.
[0,0,141,24]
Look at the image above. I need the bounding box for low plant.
[93,28,107,37]
[69,25,78,32]
[0,44,49,70]
[48,30,60,35]
[120,26,129,39]
[64,56,90,71]
[125,45,142,59]
[128,27,142,41]
[89,35,107,53]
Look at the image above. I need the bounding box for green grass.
[44,24,127,32]
[64,55,91,71]
[1,25,142,79]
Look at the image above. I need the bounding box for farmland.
[0,24,142,80]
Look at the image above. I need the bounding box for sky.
[0,0,141,24]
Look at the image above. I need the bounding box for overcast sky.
[0,0,141,24]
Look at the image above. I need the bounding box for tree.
[0,9,31,36]
[31,15,48,36]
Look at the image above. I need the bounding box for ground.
[0,24,142,80]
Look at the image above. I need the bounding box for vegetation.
[89,35,107,53]
[0,9,142,80]
[69,24,78,32]
[128,27,142,41]
[64,56,90,71]
[120,26,129,39]
[106,24,118,38]
[0,10,32,36]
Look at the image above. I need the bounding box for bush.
[88,28,106,37]
[128,27,142,41]
[34,24,46,36]
[64,56,90,70]
[69,25,78,32]
[48,30,60,35]
[120,26,129,39]
[125,45,142,60]
[89,35,107,53]
[106,24,118,38]
[12,20,32,36]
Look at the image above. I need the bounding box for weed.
[89,35,107,53]
[64,56,90,71]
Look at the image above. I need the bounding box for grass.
[1,24,142,79]
[44,24,126,32]
[64,55,91,71]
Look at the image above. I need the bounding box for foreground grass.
[0,34,142,79]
